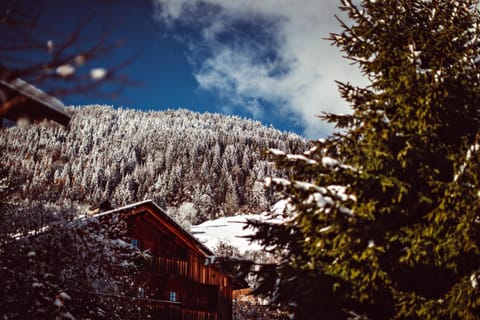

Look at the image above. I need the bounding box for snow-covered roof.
[191,214,283,255]
[96,200,215,258]
[0,77,71,126]
[191,200,287,254]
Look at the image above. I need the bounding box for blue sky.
[17,0,365,138]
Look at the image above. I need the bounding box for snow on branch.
[265,175,355,217]
[286,154,318,165]
[268,148,318,165]
[453,130,480,183]
[268,148,286,156]
[0,178,8,193]
[268,148,357,171]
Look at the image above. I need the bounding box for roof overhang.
[97,200,216,259]
[0,78,71,126]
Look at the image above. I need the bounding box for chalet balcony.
[112,295,182,319]
[145,255,189,277]
[109,295,218,320]
[70,292,180,319]
[104,296,219,320]
[181,309,218,320]
[73,292,218,320]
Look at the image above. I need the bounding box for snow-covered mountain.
[0,105,308,223]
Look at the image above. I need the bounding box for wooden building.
[98,200,233,320]
[0,77,71,126]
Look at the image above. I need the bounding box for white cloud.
[152,0,366,138]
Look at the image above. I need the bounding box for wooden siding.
[146,256,189,277]
[102,201,233,320]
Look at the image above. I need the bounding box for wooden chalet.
[97,200,233,320]
[0,76,71,126]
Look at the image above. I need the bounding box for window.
[138,287,145,298]
[169,291,177,302]
[130,239,139,248]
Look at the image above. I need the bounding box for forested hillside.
[0,105,308,222]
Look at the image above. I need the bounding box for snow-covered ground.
[191,200,287,254]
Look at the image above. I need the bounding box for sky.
[18,0,365,138]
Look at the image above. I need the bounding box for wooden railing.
[114,295,182,318]
[181,309,218,320]
[96,295,218,320]
[117,297,218,320]
[145,255,223,288]
[146,256,189,277]
[69,292,183,320]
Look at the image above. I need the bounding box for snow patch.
[471,273,478,289]
[322,156,340,168]
[47,40,54,53]
[90,68,107,81]
[271,199,289,214]
[191,215,262,254]
[286,154,317,165]
[271,177,291,187]
[59,292,71,300]
[319,225,332,233]
[305,192,333,208]
[368,240,375,248]
[56,64,75,77]
[191,206,284,255]
[339,206,354,216]
[294,181,322,192]
[268,148,286,156]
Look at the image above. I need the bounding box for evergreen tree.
[0,202,138,319]
[250,1,480,319]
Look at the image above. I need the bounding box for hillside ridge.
[0,105,308,223]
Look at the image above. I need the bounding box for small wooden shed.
[98,200,233,320]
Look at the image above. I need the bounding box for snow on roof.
[191,215,263,254]
[93,199,154,219]
[191,201,286,255]
[0,76,71,125]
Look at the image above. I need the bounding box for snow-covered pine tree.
[250,1,480,319]
[0,106,308,219]
[0,202,138,319]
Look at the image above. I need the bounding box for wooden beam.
[0,95,27,119]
